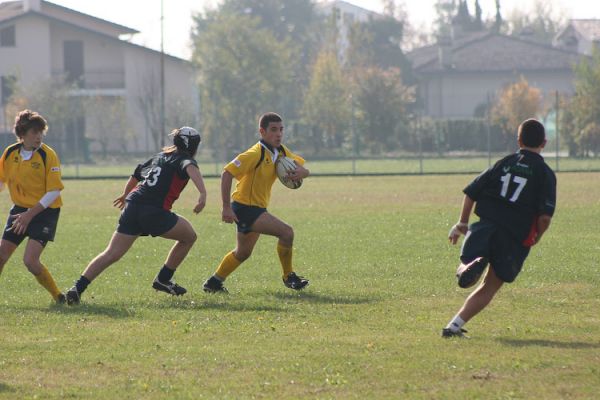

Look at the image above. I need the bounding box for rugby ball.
[276,156,302,189]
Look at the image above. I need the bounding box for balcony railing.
[51,69,125,89]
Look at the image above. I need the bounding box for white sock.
[445,315,465,332]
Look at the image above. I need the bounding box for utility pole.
[160,0,166,149]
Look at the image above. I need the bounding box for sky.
[21,0,600,59]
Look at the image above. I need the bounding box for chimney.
[23,0,41,12]
[437,35,453,69]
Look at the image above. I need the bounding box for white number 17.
[500,173,527,202]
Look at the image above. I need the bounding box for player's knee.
[234,249,252,262]
[22,255,40,271]
[187,230,197,244]
[280,225,294,244]
[103,249,124,264]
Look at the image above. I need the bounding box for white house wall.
[423,71,576,119]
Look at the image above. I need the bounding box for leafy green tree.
[192,12,294,160]
[302,50,351,152]
[491,76,542,149]
[354,67,415,153]
[346,14,414,84]
[568,48,600,156]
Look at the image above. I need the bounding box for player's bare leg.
[0,239,18,276]
[152,217,197,296]
[66,232,137,304]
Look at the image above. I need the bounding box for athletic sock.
[446,315,465,332]
[157,265,175,283]
[277,243,293,279]
[74,275,91,295]
[215,251,242,280]
[34,264,62,301]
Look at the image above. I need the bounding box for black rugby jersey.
[463,149,556,243]
[127,151,198,210]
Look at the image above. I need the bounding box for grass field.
[59,156,600,178]
[0,173,599,399]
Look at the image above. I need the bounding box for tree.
[491,76,542,149]
[433,0,458,38]
[85,96,129,158]
[5,77,86,160]
[502,0,566,44]
[354,67,415,153]
[192,12,294,161]
[346,13,414,84]
[566,48,600,156]
[302,50,351,152]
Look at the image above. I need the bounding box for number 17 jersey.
[126,151,198,210]
[463,149,556,243]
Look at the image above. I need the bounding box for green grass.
[60,156,600,178]
[1,173,599,399]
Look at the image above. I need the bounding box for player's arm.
[533,214,552,245]
[113,176,139,210]
[12,151,63,234]
[186,164,207,214]
[448,195,475,245]
[221,170,238,223]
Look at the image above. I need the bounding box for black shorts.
[460,219,530,283]
[117,202,178,237]
[2,205,60,247]
[232,202,267,234]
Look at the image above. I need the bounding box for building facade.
[0,0,198,155]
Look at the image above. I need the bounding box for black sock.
[75,275,91,294]
[157,265,175,283]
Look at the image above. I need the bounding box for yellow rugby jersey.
[225,142,305,208]
[0,143,64,208]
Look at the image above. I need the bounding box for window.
[63,40,84,87]
[0,25,16,47]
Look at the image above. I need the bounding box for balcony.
[52,69,125,90]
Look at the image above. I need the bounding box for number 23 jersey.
[463,149,556,243]
[126,151,198,210]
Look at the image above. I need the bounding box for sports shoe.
[56,293,66,304]
[66,287,80,305]
[283,272,309,290]
[152,279,187,296]
[441,328,468,338]
[203,276,228,293]
[456,257,489,289]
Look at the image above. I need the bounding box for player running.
[66,127,207,304]
[444,119,557,338]
[202,112,310,293]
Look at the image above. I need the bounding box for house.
[408,31,583,119]
[553,19,600,55]
[0,0,198,155]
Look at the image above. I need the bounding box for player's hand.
[193,196,206,214]
[113,195,127,210]
[288,163,309,181]
[11,212,33,235]
[222,206,238,224]
[448,222,468,245]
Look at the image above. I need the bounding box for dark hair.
[259,112,282,130]
[13,109,48,139]
[518,119,545,148]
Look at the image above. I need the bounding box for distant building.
[316,0,379,61]
[0,0,197,154]
[554,19,600,55]
[407,0,586,120]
